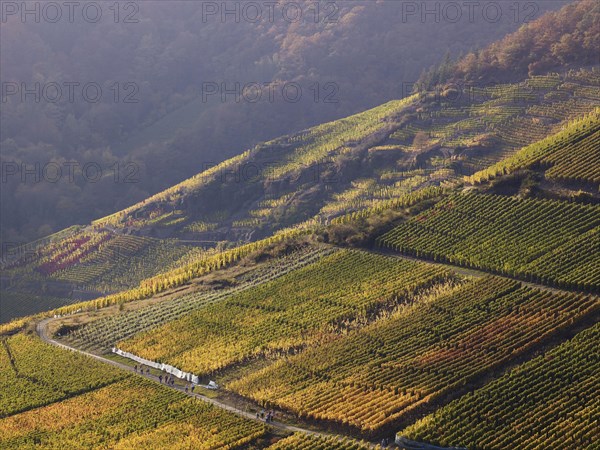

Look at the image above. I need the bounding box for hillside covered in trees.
[419,0,598,87]
[0,0,569,242]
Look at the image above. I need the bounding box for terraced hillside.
[3,68,598,323]
[467,110,600,186]
[68,245,337,352]
[90,69,600,235]
[0,227,308,323]
[1,1,599,449]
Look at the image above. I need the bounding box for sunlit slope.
[467,109,600,187]
[266,433,373,449]
[68,245,336,352]
[92,98,418,231]
[378,193,600,292]
[2,68,598,323]
[0,334,125,417]
[91,70,600,236]
[117,250,451,375]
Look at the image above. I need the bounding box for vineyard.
[306,70,599,225]
[118,250,451,376]
[46,228,311,318]
[53,235,211,293]
[68,245,337,351]
[413,71,597,161]
[0,375,266,449]
[35,232,113,276]
[541,127,600,185]
[87,97,418,234]
[0,227,317,332]
[400,322,600,450]
[378,193,600,292]
[2,4,600,448]
[0,334,124,418]
[267,97,416,180]
[267,433,375,449]
[54,70,599,241]
[467,110,600,185]
[327,186,445,225]
[0,226,82,270]
[229,277,598,434]
[0,291,71,325]
[4,231,220,295]
[3,68,599,326]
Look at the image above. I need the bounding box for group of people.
[133,364,202,394]
[159,374,177,386]
[133,364,183,388]
[133,365,150,375]
[256,410,275,422]
[134,363,282,429]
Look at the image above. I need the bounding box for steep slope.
[1,0,598,324]
[467,110,600,187]
[379,192,600,292]
[3,1,570,243]
[0,2,599,449]
[2,67,598,322]
[0,335,267,448]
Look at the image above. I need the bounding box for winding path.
[35,318,378,447]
